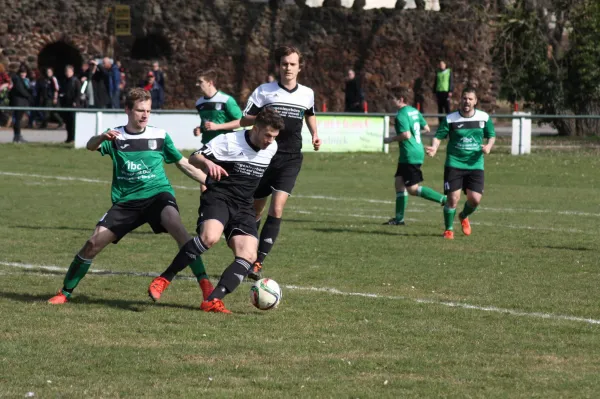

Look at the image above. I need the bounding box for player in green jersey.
[48,88,216,304]
[426,87,496,240]
[193,69,243,145]
[383,87,446,225]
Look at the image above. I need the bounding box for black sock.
[256,215,281,264]
[208,257,252,300]
[161,236,209,282]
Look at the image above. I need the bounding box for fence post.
[383,115,390,154]
[96,111,103,136]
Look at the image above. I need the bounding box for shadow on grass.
[538,245,594,252]
[0,290,201,311]
[12,225,154,235]
[311,227,441,238]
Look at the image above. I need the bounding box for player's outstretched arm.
[383,131,410,144]
[86,130,119,151]
[305,114,321,151]
[189,152,229,181]
[425,138,441,157]
[205,120,241,132]
[481,137,496,155]
[175,157,206,184]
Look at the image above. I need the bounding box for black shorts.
[254,152,303,198]
[97,192,179,243]
[196,191,258,241]
[443,167,484,194]
[395,163,424,186]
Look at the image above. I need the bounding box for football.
[250,278,282,310]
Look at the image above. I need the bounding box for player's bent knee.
[199,232,219,248]
[406,185,419,196]
[81,238,103,258]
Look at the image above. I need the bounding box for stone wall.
[0,0,498,113]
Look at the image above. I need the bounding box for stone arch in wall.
[38,41,84,83]
[131,33,173,60]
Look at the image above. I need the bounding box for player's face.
[460,92,477,114]
[257,126,280,149]
[126,100,151,130]
[279,53,301,83]
[197,77,213,96]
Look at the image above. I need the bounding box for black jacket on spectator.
[60,76,82,108]
[153,69,165,89]
[91,68,110,108]
[344,77,364,112]
[9,74,33,107]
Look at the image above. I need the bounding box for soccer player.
[241,45,321,280]
[425,87,496,239]
[192,68,243,153]
[383,87,446,225]
[48,88,214,304]
[147,108,285,313]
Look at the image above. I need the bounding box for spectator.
[151,61,165,89]
[344,68,365,113]
[117,60,127,107]
[0,63,12,126]
[79,61,95,107]
[60,65,81,143]
[27,69,42,128]
[37,67,64,128]
[90,59,110,108]
[141,71,164,109]
[9,64,33,143]
[412,77,426,112]
[433,60,454,123]
[103,57,121,108]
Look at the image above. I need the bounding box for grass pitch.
[0,140,599,398]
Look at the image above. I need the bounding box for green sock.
[189,257,209,282]
[443,205,456,231]
[395,191,408,222]
[62,254,93,295]
[460,202,478,219]
[417,186,446,204]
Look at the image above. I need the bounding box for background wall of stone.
[0,0,498,113]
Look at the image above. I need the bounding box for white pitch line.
[1,260,599,326]
[2,170,600,218]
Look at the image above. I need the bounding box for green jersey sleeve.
[435,118,450,139]
[163,133,183,164]
[225,97,243,120]
[98,136,113,156]
[484,117,496,138]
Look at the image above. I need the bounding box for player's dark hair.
[125,88,151,109]
[255,107,285,131]
[462,87,477,97]
[274,46,304,68]
[391,87,410,103]
[197,69,218,86]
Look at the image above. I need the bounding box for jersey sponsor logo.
[263,238,274,244]
[185,252,197,260]
[124,160,149,171]
[148,140,157,150]
[215,103,222,110]
[119,143,130,149]
[457,124,464,128]
[479,121,485,128]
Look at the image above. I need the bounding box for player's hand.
[481,144,492,155]
[425,146,437,157]
[205,159,229,181]
[312,136,322,151]
[204,122,218,131]
[383,137,393,144]
[103,130,120,141]
[193,127,201,137]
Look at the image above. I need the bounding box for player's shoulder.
[445,111,463,123]
[297,83,315,96]
[143,125,168,138]
[473,109,491,121]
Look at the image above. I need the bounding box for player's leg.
[384,168,406,225]
[253,196,269,230]
[159,203,213,300]
[458,170,484,236]
[442,167,465,239]
[48,226,117,304]
[203,232,258,314]
[403,164,446,205]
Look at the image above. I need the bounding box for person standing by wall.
[433,60,454,123]
[344,68,365,113]
[9,65,33,143]
[60,65,82,143]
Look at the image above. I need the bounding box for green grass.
[1,142,599,398]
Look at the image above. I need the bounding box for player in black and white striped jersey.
[148,108,285,313]
[240,46,322,280]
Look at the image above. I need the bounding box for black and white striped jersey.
[243,81,315,153]
[194,130,278,203]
